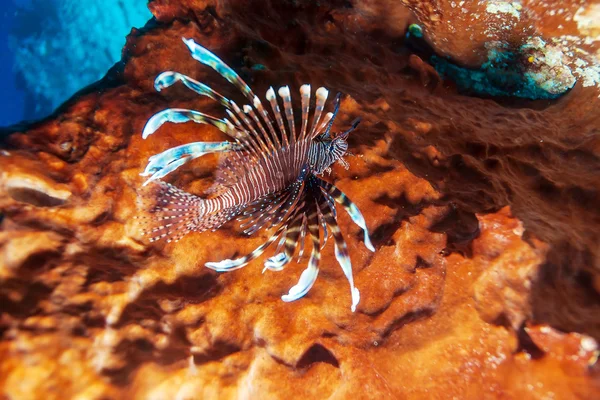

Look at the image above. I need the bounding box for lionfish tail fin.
[136,182,206,244]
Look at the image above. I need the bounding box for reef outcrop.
[1,0,599,398]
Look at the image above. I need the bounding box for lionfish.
[139,38,374,311]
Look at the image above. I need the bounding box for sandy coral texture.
[1,0,600,398]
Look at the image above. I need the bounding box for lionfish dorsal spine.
[253,95,281,149]
[323,93,342,138]
[223,112,260,161]
[140,141,239,185]
[309,87,329,139]
[317,112,334,136]
[230,100,269,153]
[266,87,289,147]
[243,104,277,152]
[299,84,311,140]
[278,86,296,144]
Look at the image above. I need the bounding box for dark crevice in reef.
[106,326,194,386]
[370,194,429,247]
[193,341,242,365]
[78,251,147,285]
[115,274,222,327]
[515,325,545,360]
[531,259,600,340]
[5,186,68,207]
[380,308,436,340]
[0,281,53,320]
[430,206,480,257]
[297,343,340,369]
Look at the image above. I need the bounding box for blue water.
[0,0,151,128]
[0,1,26,127]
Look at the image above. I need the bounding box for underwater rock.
[432,37,577,99]
[472,207,548,330]
[0,0,599,398]
[404,0,599,99]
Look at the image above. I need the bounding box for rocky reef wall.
[0,0,599,398]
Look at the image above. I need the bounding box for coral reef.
[1,0,599,398]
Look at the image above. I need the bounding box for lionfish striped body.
[139,38,374,311]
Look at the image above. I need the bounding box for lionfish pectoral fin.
[205,258,245,272]
[281,205,320,303]
[205,224,286,272]
[334,242,360,312]
[280,262,319,303]
[263,211,305,272]
[296,215,308,261]
[141,141,240,185]
[264,252,287,272]
[317,186,361,312]
[346,202,375,252]
[322,182,375,252]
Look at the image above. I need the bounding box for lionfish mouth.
[138,37,375,312]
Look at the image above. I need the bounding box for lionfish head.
[327,117,360,167]
[322,92,360,158]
